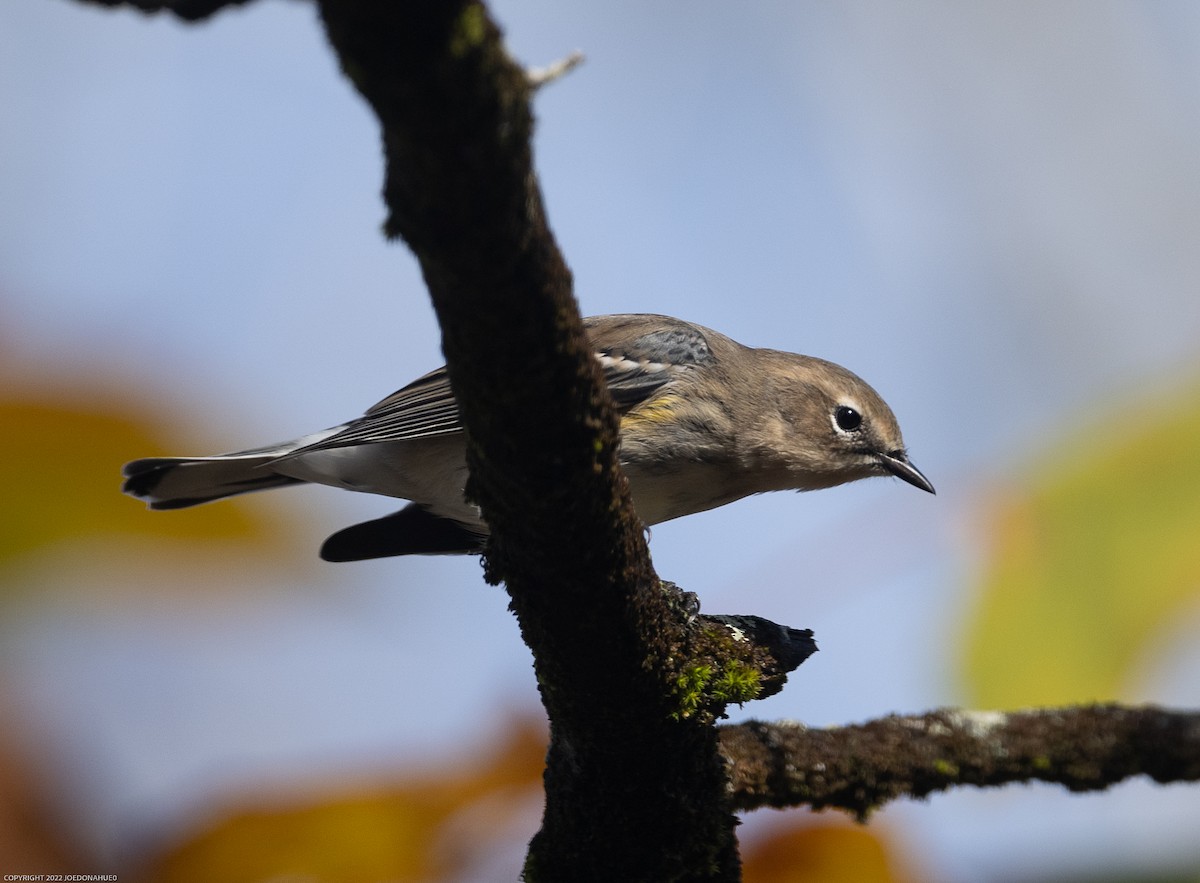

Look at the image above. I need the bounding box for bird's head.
[751,352,935,495]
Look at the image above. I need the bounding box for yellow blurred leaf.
[0,396,274,571]
[963,374,1200,707]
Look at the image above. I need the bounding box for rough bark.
[310,3,800,879]
[721,704,1200,819]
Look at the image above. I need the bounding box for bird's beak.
[877,451,936,494]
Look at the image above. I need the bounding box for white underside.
[274,437,760,531]
[274,436,482,527]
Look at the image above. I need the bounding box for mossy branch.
[720,703,1200,820]
[315,2,818,879]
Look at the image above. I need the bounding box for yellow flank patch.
[622,394,682,427]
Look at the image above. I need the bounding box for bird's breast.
[620,459,757,526]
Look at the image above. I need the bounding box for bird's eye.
[834,406,863,432]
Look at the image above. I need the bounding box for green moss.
[672,664,714,720]
[522,848,541,883]
[932,758,959,777]
[670,659,761,721]
[450,4,487,57]
[712,660,762,705]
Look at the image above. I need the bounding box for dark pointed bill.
[878,451,936,494]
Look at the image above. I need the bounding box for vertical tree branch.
[317,2,745,878]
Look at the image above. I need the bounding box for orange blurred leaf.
[149,717,547,883]
[742,820,914,883]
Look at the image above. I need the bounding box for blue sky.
[2,1,1199,878]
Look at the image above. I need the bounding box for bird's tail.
[122,449,305,510]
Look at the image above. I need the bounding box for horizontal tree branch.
[719,703,1200,819]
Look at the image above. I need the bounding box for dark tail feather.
[122,456,304,509]
[321,504,485,561]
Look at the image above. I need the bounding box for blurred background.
[2,1,1199,880]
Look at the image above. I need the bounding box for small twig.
[527,50,585,89]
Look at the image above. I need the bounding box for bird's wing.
[282,367,460,454]
[584,313,718,409]
[284,316,717,455]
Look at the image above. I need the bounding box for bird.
[122,314,933,561]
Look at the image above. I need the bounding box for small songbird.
[123,314,934,561]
